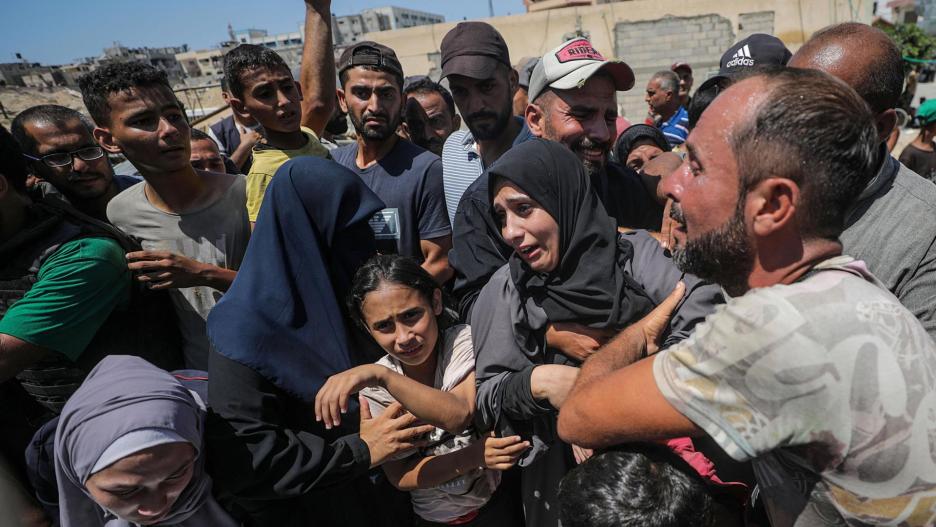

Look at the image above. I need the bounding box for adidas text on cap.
[718,34,792,76]
[528,38,635,103]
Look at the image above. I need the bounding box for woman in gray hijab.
[53,355,237,527]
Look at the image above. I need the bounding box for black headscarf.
[207,157,384,402]
[487,138,653,328]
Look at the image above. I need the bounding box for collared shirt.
[658,106,689,148]
[441,116,534,225]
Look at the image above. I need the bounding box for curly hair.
[78,62,172,126]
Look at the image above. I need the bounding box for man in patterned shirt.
[559,67,936,526]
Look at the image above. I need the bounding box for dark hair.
[11,105,95,155]
[558,443,714,527]
[0,124,29,193]
[650,70,680,94]
[404,77,457,118]
[686,78,732,130]
[348,254,450,333]
[78,62,173,126]
[190,128,212,142]
[223,44,292,99]
[798,22,904,114]
[732,66,880,239]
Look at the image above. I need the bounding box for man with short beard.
[332,42,452,284]
[11,105,141,221]
[559,67,936,527]
[526,38,665,230]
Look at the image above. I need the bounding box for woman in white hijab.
[53,355,237,526]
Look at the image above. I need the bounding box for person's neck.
[658,104,679,123]
[400,348,438,387]
[265,128,307,150]
[745,237,842,294]
[914,129,936,151]
[140,165,209,214]
[476,116,521,167]
[233,113,258,128]
[355,134,399,169]
[74,181,119,221]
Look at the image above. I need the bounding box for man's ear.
[337,88,349,114]
[432,288,443,316]
[295,80,303,102]
[228,95,253,123]
[750,178,799,238]
[509,67,520,97]
[452,113,462,132]
[875,108,897,145]
[526,102,546,138]
[94,126,121,155]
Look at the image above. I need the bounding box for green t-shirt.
[0,237,130,361]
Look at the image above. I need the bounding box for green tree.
[875,21,936,62]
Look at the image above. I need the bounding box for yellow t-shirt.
[245,127,330,221]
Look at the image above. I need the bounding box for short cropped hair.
[403,77,457,118]
[78,62,173,126]
[11,105,95,155]
[223,44,291,99]
[190,128,212,142]
[0,124,29,193]
[651,70,680,94]
[558,443,714,527]
[732,66,880,239]
[798,22,903,114]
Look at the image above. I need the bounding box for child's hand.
[478,433,530,471]
[314,365,386,428]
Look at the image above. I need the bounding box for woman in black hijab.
[205,157,433,526]
[471,139,722,527]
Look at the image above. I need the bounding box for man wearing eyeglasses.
[11,105,141,221]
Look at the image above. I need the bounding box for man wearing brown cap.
[332,42,452,284]
[442,21,535,314]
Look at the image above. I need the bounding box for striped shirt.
[440,117,533,225]
[658,106,689,148]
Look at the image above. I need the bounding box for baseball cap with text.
[528,38,635,102]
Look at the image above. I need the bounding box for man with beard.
[645,70,687,148]
[788,22,936,340]
[11,105,141,221]
[332,42,452,284]
[526,37,665,230]
[401,77,460,156]
[440,21,533,224]
[559,67,936,526]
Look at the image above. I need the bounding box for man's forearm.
[421,257,453,285]
[230,141,253,171]
[0,334,49,384]
[201,266,237,292]
[573,324,647,396]
[300,0,335,135]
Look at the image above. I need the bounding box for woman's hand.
[571,443,593,464]
[640,281,685,355]
[530,365,579,409]
[314,364,386,428]
[546,323,615,362]
[471,433,529,471]
[359,396,435,468]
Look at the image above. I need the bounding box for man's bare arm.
[0,334,49,384]
[299,0,336,136]
[420,235,454,285]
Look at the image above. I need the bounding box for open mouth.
[518,245,542,261]
[397,344,423,357]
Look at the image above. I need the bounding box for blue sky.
[1,0,526,66]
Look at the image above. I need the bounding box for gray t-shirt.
[654,256,936,526]
[842,152,936,341]
[106,175,250,369]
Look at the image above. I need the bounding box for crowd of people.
[1,1,935,525]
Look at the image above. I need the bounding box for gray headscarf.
[53,355,238,527]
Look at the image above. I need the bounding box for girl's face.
[85,442,196,525]
[492,180,561,274]
[361,282,443,367]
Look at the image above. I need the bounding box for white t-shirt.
[653,257,936,526]
[361,324,499,523]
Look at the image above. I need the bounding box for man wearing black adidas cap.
[332,42,453,284]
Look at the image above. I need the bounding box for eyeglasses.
[23,146,105,168]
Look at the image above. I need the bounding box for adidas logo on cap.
[725,45,755,69]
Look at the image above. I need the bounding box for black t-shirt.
[898,143,936,183]
[333,140,450,260]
